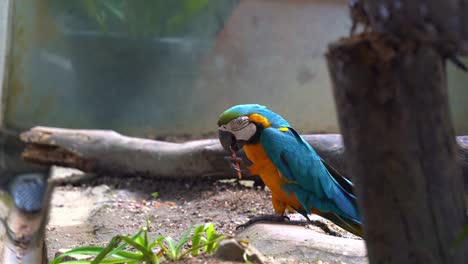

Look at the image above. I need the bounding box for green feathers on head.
[217,104,289,128]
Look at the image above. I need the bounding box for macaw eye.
[230,116,250,131]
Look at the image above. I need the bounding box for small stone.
[214,238,265,264]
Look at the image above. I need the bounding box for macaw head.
[217,104,289,152]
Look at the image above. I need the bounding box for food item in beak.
[229,146,243,179]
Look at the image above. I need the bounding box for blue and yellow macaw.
[217,104,362,236]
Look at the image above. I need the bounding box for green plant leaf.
[91,236,124,264]
[53,221,224,264]
[51,243,143,264]
[155,235,180,260]
[111,251,143,260]
[243,251,253,264]
[191,225,205,256]
[165,237,177,258]
[51,246,143,264]
[180,234,225,259]
[50,246,106,264]
[135,225,150,249]
[92,227,152,264]
[155,236,173,259]
[90,228,153,264]
[135,235,146,248]
[120,236,155,258]
[176,224,194,253]
[53,261,92,264]
[89,228,144,264]
[204,223,218,253]
[58,259,134,264]
[149,235,164,249]
[144,226,149,248]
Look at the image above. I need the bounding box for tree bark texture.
[327,34,467,263]
[352,0,468,55]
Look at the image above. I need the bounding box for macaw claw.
[224,155,244,172]
[224,156,243,163]
[229,162,243,173]
[235,214,290,230]
[226,146,243,179]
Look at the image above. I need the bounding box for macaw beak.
[218,130,245,152]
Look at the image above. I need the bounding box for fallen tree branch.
[19,127,468,185]
[19,127,345,180]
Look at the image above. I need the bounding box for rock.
[215,238,265,263]
[49,166,97,185]
[237,223,368,264]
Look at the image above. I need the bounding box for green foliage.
[155,222,224,261]
[51,0,220,37]
[190,223,222,256]
[51,221,226,263]
[243,251,253,264]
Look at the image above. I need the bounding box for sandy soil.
[46,176,274,261]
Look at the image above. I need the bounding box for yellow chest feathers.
[243,143,302,212]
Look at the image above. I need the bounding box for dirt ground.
[46,175,274,261]
[45,171,356,263]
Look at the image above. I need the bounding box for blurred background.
[0,0,467,147]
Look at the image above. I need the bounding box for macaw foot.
[224,155,243,163]
[252,178,266,190]
[236,214,290,230]
[224,155,246,179]
[224,156,243,171]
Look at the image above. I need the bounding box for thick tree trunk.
[351,0,468,55]
[327,33,467,263]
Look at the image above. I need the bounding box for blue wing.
[260,127,360,223]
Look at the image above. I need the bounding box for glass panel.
[5,0,240,137]
[4,0,468,137]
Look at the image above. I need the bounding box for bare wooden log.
[327,32,467,263]
[18,127,345,180]
[18,127,468,187]
[20,127,234,179]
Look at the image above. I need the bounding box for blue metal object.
[1,170,51,264]
[9,173,47,213]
